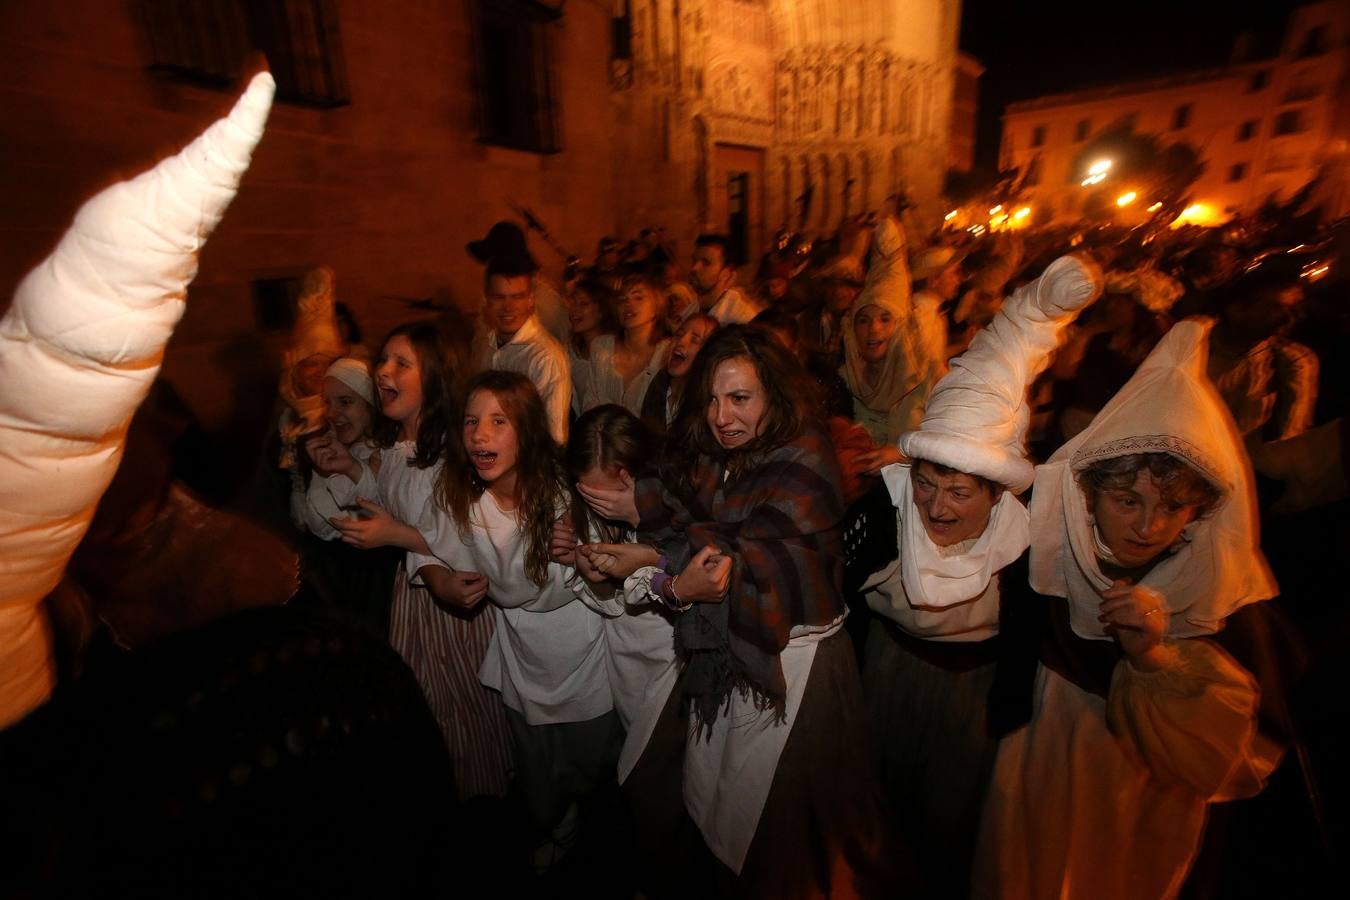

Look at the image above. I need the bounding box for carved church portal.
[711,143,764,268]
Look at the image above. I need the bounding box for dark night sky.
[959,0,1305,168]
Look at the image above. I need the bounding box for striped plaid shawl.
[637,425,846,726]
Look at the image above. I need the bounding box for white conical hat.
[841,215,927,436]
[1028,319,1278,639]
[0,73,275,727]
[899,255,1103,492]
[286,265,344,367]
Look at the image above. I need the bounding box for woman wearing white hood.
[972,319,1284,900]
[841,215,940,448]
[860,254,1102,898]
[0,74,275,728]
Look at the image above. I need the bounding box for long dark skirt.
[388,568,512,801]
[626,630,913,899]
[863,618,999,900]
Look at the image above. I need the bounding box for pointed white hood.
[0,73,275,727]
[1028,319,1278,640]
[900,254,1103,493]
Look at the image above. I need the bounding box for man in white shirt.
[467,220,570,345]
[475,256,572,444]
[679,233,761,325]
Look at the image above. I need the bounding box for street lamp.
[1116,191,1137,207]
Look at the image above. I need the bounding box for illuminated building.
[0,1,963,433]
[999,1,1350,224]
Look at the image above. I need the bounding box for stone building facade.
[615,0,962,262]
[0,0,961,459]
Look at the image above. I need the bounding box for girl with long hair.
[564,405,679,782]
[637,312,718,435]
[580,273,671,414]
[565,280,618,416]
[588,325,899,897]
[425,370,618,868]
[309,321,512,801]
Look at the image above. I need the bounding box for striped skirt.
[389,567,512,800]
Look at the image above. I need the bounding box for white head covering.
[285,266,344,368]
[0,73,274,726]
[1028,319,1278,640]
[841,215,930,445]
[884,255,1101,612]
[900,255,1103,493]
[324,357,376,407]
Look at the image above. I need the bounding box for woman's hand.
[573,544,610,584]
[577,471,639,527]
[1099,579,1169,670]
[307,431,361,482]
[672,544,732,603]
[854,444,908,476]
[581,542,660,580]
[331,499,404,550]
[550,514,579,566]
[421,566,490,611]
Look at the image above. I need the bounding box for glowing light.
[1116,191,1138,207]
[967,224,986,235]
[1301,263,1330,282]
[1087,159,1113,176]
[1171,202,1223,228]
[1080,173,1107,186]
[989,205,1003,215]
[1013,207,1031,219]
[1147,202,1163,212]
[944,210,958,221]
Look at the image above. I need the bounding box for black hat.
[467,221,539,270]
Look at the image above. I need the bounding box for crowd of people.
[248,195,1343,898]
[3,73,1346,898]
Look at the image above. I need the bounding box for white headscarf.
[883,465,1030,612]
[1028,319,1278,640]
[841,216,932,445]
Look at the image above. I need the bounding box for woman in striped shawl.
[595,325,904,898]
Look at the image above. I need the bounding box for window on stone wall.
[1074,119,1090,142]
[1296,25,1328,59]
[1273,109,1306,136]
[1236,120,1257,142]
[474,0,562,154]
[1171,103,1192,130]
[1031,124,1046,148]
[252,275,303,331]
[1248,70,1269,92]
[141,0,351,107]
[1228,163,1248,182]
[1024,155,1042,186]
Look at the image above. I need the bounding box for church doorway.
[711,143,764,268]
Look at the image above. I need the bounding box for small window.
[1227,163,1248,183]
[474,0,563,154]
[1273,109,1305,136]
[1297,25,1328,59]
[1171,104,1192,130]
[252,276,303,331]
[1024,156,1042,186]
[142,0,351,108]
[1121,112,1139,131]
[1248,70,1269,92]
[1074,119,1090,142]
[1031,124,1046,148]
[1236,120,1257,142]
